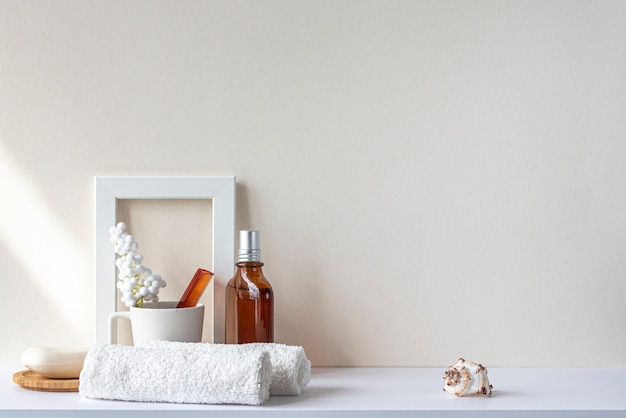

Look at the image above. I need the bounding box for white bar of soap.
[21,346,91,379]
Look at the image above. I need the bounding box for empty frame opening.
[113,199,214,344]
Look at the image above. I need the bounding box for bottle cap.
[238,230,261,262]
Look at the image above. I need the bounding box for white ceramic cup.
[108,301,204,345]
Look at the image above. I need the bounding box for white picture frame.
[94,176,235,344]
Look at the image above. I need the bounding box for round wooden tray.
[13,370,79,392]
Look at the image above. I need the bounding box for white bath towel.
[79,344,271,405]
[140,341,311,396]
[246,342,311,395]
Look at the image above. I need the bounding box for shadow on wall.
[236,182,251,231]
[0,240,72,360]
[0,143,90,335]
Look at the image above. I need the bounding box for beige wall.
[1,0,625,367]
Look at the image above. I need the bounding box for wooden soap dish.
[13,370,79,392]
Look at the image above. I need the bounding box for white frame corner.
[94,176,235,344]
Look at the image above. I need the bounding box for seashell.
[443,358,492,397]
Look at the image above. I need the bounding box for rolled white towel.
[247,343,311,395]
[140,341,311,396]
[79,344,271,405]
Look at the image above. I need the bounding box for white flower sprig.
[109,222,167,308]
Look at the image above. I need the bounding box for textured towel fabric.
[246,343,311,395]
[140,341,311,396]
[79,344,271,405]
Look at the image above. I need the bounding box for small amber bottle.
[225,230,274,344]
[176,268,213,308]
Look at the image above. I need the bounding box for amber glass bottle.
[176,268,213,308]
[225,230,274,344]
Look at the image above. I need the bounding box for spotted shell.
[443,358,492,396]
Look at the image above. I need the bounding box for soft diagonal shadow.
[0,144,89,335]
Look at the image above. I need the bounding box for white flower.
[109,222,166,308]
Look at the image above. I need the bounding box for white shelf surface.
[1,365,625,417]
